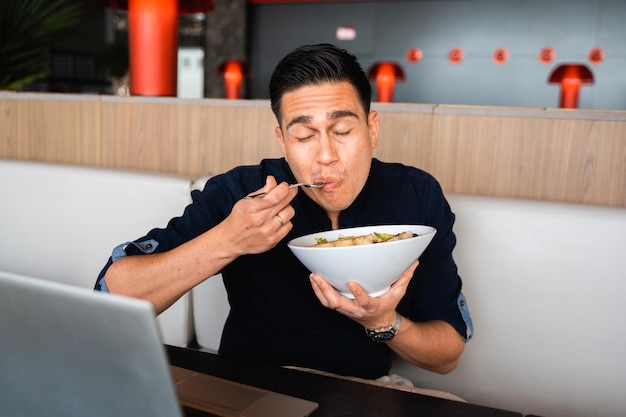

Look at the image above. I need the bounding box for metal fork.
[244,182,325,199]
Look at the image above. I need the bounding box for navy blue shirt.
[96,158,472,379]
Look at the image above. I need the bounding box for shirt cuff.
[457,292,473,341]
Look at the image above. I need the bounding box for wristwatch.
[365,312,402,343]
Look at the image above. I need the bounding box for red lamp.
[548,64,594,109]
[539,47,555,64]
[588,47,604,65]
[91,0,214,13]
[493,47,508,64]
[406,47,423,64]
[366,62,405,103]
[92,0,215,96]
[448,47,463,64]
[217,60,250,99]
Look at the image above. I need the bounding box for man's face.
[275,81,379,218]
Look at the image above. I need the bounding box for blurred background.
[2,0,624,109]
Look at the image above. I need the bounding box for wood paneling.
[1,93,102,166]
[430,106,626,207]
[99,97,282,176]
[1,92,625,207]
[371,103,433,171]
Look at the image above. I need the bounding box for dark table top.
[166,345,522,417]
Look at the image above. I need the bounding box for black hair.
[269,43,371,124]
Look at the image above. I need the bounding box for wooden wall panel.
[372,103,433,172]
[430,106,626,207]
[1,93,625,208]
[0,94,17,157]
[184,100,281,175]
[101,98,180,174]
[577,119,626,206]
[1,93,101,166]
[99,97,282,177]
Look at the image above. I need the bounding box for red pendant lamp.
[217,60,250,99]
[92,0,215,96]
[548,64,594,109]
[366,62,405,103]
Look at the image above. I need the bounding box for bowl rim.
[287,224,436,250]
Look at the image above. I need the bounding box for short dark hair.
[269,43,371,124]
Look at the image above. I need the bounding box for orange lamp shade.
[93,0,215,96]
[367,62,405,103]
[91,0,214,13]
[548,63,594,109]
[128,0,179,96]
[448,47,463,64]
[493,47,508,64]
[539,47,555,64]
[217,61,250,99]
[588,47,604,65]
[406,47,423,64]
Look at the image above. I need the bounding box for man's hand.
[308,260,419,330]
[104,175,298,315]
[309,259,464,374]
[218,175,298,256]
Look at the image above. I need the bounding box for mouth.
[315,180,335,191]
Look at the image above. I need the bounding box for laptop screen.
[0,271,317,417]
[0,271,183,417]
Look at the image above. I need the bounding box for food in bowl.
[288,225,436,298]
[311,231,416,247]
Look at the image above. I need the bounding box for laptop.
[0,271,318,417]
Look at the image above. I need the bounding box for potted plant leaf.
[96,36,130,95]
[0,0,82,91]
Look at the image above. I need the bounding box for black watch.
[365,312,402,343]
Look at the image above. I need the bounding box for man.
[96,43,472,380]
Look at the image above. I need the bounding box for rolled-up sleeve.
[94,239,159,292]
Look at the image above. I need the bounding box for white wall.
[249,0,626,110]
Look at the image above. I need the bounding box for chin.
[316,195,352,214]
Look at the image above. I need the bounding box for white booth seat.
[0,159,195,347]
[191,273,229,353]
[5,158,626,417]
[188,189,626,416]
[392,194,626,417]
[189,176,230,353]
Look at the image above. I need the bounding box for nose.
[316,134,338,165]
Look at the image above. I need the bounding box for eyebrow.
[285,110,359,130]
[285,115,312,130]
[328,110,359,121]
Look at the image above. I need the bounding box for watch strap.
[365,312,402,343]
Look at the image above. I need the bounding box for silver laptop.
[0,271,318,417]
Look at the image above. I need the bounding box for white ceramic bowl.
[287,225,436,298]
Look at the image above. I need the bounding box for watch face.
[366,313,401,343]
[370,330,396,343]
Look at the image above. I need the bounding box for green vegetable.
[374,232,395,241]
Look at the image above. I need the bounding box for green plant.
[96,37,129,79]
[0,0,82,90]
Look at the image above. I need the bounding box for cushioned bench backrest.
[0,159,195,347]
[189,176,230,353]
[392,194,626,417]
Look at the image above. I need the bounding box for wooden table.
[166,345,523,417]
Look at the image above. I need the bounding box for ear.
[275,126,288,158]
[368,111,379,150]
